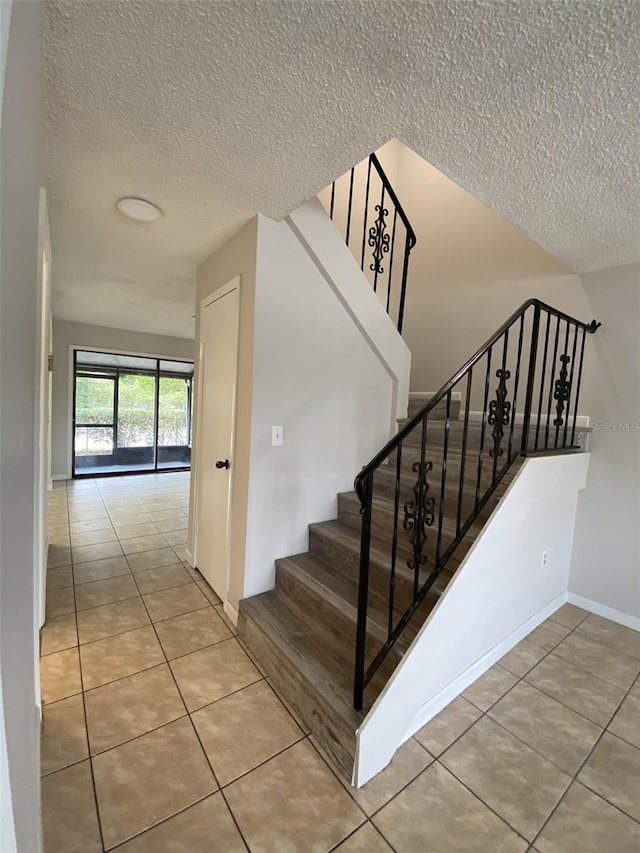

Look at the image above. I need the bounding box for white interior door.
[195,284,239,599]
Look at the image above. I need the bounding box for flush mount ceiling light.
[116,197,163,223]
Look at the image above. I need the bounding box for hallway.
[41,473,640,852]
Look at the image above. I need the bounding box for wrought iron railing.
[352,299,600,709]
[327,153,416,333]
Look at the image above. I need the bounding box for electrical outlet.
[541,550,549,569]
[271,425,283,446]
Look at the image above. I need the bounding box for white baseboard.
[52,473,70,481]
[224,600,239,626]
[401,591,568,742]
[183,549,194,568]
[568,592,640,632]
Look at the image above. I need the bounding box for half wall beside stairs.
[355,451,590,785]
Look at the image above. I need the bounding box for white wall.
[241,214,395,600]
[355,453,590,786]
[0,1,15,847]
[51,319,193,479]
[0,2,44,850]
[317,139,578,394]
[569,263,640,622]
[287,198,411,426]
[392,141,573,391]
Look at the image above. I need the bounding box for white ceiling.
[45,0,640,340]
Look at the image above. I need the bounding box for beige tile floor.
[42,473,640,852]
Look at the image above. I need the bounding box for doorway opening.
[72,349,194,477]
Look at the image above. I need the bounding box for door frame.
[34,188,51,636]
[66,345,194,478]
[192,277,240,606]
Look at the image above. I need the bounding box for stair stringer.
[286,197,411,429]
[353,452,590,787]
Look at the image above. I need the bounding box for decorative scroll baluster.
[368,204,390,277]
[402,460,435,574]
[487,368,512,458]
[553,354,571,426]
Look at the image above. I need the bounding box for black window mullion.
[186,377,193,447]
[72,349,78,477]
[153,359,160,471]
[113,372,119,456]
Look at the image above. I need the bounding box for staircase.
[238,395,523,777]
[238,151,600,784]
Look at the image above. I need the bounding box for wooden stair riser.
[391,428,525,459]
[337,491,482,560]
[238,602,357,777]
[308,521,453,614]
[371,463,516,507]
[309,523,414,610]
[407,397,462,421]
[274,558,403,671]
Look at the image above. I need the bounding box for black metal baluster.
[370,185,387,294]
[570,327,588,447]
[563,323,579,447]
[535,312,551,450]
[475,348,492,509]
[329,181,336,220]
[544,316,561,450]
[415,416,428,600]
[491,332,510,483]
[436,391,452,572]
[360,157,372,272]
[457,370,473,537]
[354,473,373,711]
[554,321,571,448]
[388,444,402,639]
[386,208,398,316]
[521,304,541,455]
[507,314,525,464]
[344,167,355,247]
[397,230,411,334]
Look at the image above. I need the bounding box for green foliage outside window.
[75,372,191,454]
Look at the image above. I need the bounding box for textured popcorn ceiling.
[45,0,640,339]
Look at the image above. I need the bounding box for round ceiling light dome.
[116,197,163,222]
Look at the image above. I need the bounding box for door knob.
[215,459,230,469]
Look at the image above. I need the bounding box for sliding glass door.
[73,350,193,477]
[157,366,193,469]
[74,373,116,462]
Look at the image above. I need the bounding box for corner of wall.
[286,197,411,426]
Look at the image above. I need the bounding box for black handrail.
[352,299,600,710]
[328,153,416,333]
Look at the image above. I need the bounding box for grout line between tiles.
[129,567,252,852]
[104,792,225,852]
[66,483,108,853]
